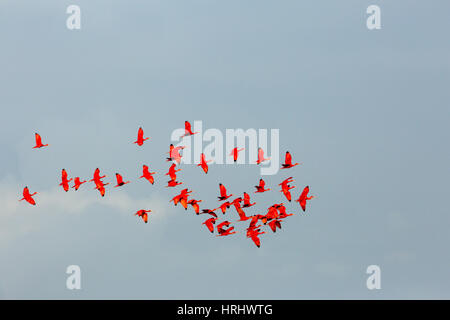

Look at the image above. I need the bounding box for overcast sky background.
[0,0,449,299]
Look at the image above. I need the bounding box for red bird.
[59,169,72,192]
[114,173,130,187]
[90,168,106,184]
[217,221,236,236]
[171,189,192,206]
[72,177,86,191]
[33,133,48,149]
[268,219,282,233]
[295,186,315,212]
[281,151,300,169]
[166,179,182,187]
[247,228,265,248]
[19,186,37,205]
[255,178,270,193]
[202,217,218,233]
[215,201,231,214]
[229,147,244,162]
[256,147,270,164]
[200,208,218,218]
[165,163,181,182]
[167,144,185,164]
[182,120,198,137]
[218,183,233,201]
[187,199,202,214]
[94,180,109,197]
[235,206,251,222]
[140,165,156,185]
[134,127,149,146]
[197,153,211,174]
[274,203,294,219]
[279,177,295,202]
[265,205,279,221]
[242,192,255,208]
[135,209,151,223]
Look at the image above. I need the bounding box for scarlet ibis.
[140,165,156,185]
[166,179,182,187]
[94,180,109,197]
[171,189,192,206]
[72,177,86,191]
[182,121,198,137]
[135,209,151,223]
[33,133,48,149]
[247,228,265,248]
[202,217,218,233]
[134,127,149,146]
[19,186,37,205]
[167,144,184,164]
[215,201,231,214]
[242,192,255,208]
[90,168,106,183]
[187,199,202,214]
[165,163,181,182]
[197,153,211,174]
[217,221,236,236]
[218,183,233,201]
[114,173,130,187]
[200,209,218,218]
[281,151,300,169]
[279,177,295,202]
[59,169,72,192]
[255,178,270,193]
[274,203,294,219]
[256,147,270,164]
[229,147,244,162]
[295,186,315,212]
[236,206,251,222]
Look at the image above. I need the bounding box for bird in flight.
[134,127,149,146]
[60,169,72,192]
[247,226,265,248]
[94,180,109,197]
[242,192,256,208]
[165,163,181,183]
[215,201,231,215]
[187,199,202,214]
[19,186,37,205]
[181,120,198,138]
[114,173,130,187]
[268,218,282,233]
[72,177,86,191]
[218,183,233,201]
[33,133,48,149]
[281,151,300,169]
[217,221,236,237]
[229,147,244,162]
[295,186,315,212]
[166,179,182,187]
[255,178,270,193]
[279,177,295,202]
[135,209,151,223]
[167,144,184,164]
[200,208,218,218]
[197,153,211,174]
[202,217,218,233]
[256,147,270,164]
[90,168,106,184]
[140,165,156,185]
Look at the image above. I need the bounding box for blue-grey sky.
[0,0,449,299]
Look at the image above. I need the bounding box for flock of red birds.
[20,121,315,248]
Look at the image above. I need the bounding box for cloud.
[0,176,167,248]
